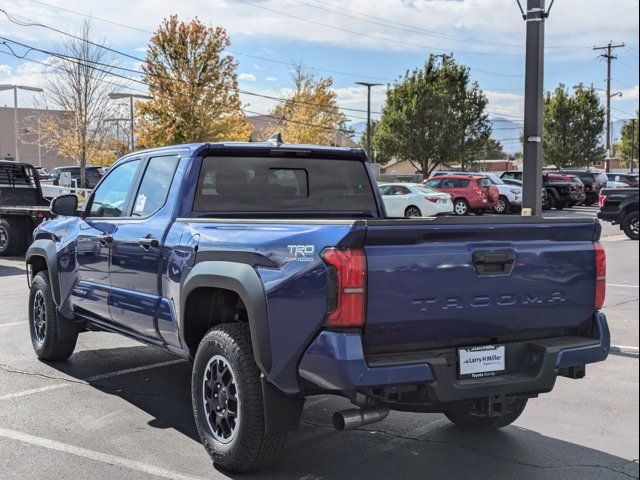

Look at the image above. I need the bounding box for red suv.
[424,174,499,215]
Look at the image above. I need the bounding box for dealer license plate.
[458,345,506,378]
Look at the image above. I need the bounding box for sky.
[0,0,638,150]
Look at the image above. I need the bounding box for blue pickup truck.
[25,141,610,472]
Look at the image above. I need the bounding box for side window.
[441,179,455,189]
[87,160,140,217]
[132,156,180,217]
[456,179,471,188]
[379,185,391,195]
[425,179,441,188]
[396,186,410,195]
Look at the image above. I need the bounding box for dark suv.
[607,173,639,188]
[559,169,608,205]
[49,166,103,189]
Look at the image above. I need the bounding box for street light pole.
[0,84,44,163]
[108,93,152,152]
[521,0,547,216]
[355,82,382,161]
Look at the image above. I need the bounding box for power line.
[0,47,365,137]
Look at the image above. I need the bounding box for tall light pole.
[520,0,547,216]
[0,85,44,162]
[355,82,382,161]
[108,93,152,151]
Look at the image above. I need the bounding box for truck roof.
[118,141,367,162]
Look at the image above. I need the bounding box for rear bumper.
[298,313,610,403]
[598,211,620,223]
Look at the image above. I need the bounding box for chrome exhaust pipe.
[332,408,390,431]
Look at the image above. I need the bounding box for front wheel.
[493,196,511,215]
[622,211,639,240]
[29,271,78,361]
[192,324,286,473]
[453,199,470,216]
[445,397,528,432]
[0,218,28,257]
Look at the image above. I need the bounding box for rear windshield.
[477,178,492,188]
[193,156,377,214]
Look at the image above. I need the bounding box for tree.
[481,138,505,159]
[618,114,639,168]
[266,64,348,145]
[543,84,605,168]
[136,16,251,147]
[35,20,122,186]
[357,120,378,158]
[372,54,491,176]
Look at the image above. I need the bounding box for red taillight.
[598,194,607,208]
[594,242,606,310]
[321,248,367,328]
[425,196,439,203]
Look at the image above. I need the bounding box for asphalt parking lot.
[0,206,638,480]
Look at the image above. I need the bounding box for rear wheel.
[29,271,78,361]
[445,397,528,432]
[453,199,470,216]
[493,196,510,214]
[404,206,422,218]
[0,218,28,257]
[192,323,286,473]
[622,211,639,240]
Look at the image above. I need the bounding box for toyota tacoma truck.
[25,140,610,472]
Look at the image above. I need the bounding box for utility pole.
[521,0,547,215]
[631,119,636,173]
[108,93,152,151]
[355,82,382,161]
[594,41,625,172]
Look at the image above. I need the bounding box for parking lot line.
[0,359,185,402]
[0,426,211,480]
[0,321,27,328]
[607,283,639,289]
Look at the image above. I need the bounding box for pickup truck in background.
[25,141,610,472]
[0,160,54,256]
[598,187,639,240]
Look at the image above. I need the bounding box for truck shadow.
[47,344,638,480]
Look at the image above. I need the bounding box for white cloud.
[0,65,12,75]
[238,72,257,82]
[264,76,278,82]
[614,85,639,103]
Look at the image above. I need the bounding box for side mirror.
[50,194,78,216]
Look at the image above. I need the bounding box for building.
[0,106,72,170]
[591,158,624,170]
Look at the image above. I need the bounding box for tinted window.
[425,179,441,188]
[194,156,376,214]
[378,185,392,195]
[88,160,140,217]
[132,156,180,217]
[477,178,491,188]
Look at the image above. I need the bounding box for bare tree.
[35,20,124,186]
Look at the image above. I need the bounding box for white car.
[379,183,453,217]
[606,180,630,189]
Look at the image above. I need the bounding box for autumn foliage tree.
[267,64,348,145]
[136,16,251,147]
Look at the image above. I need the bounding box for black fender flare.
[619,200,638,222]
[180,261,272,375]
[25,239,61,307]
[544,187,561,202]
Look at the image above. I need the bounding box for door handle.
[472,250,515,275]
[138,236,159,248]
[96,234,113,244]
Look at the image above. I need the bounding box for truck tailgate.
[362,218,599,354]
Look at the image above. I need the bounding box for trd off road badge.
[285,245,316,262]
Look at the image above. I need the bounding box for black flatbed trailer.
[0,161,54,256]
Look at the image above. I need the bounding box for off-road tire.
[0,218,28,257]
[192,323,286,473]
[622,211,639,240]
[445,397,528,432]
[28,271,78,361]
